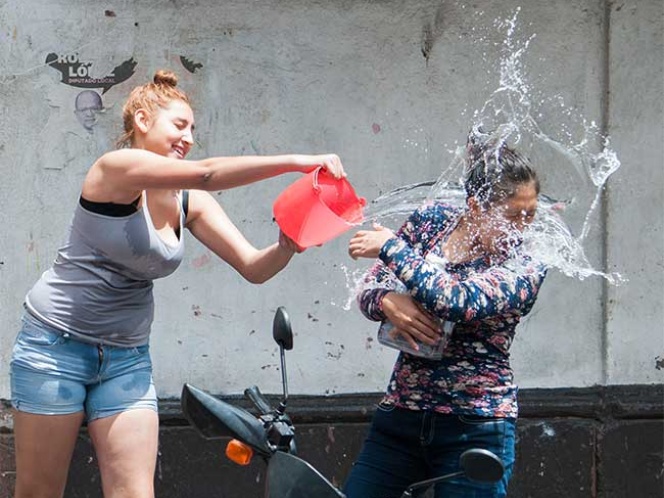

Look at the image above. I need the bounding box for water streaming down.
[338,9,624,310]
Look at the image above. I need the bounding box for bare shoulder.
[97,148,152,169]
[82,150,145,202]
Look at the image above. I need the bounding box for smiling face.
[135,99,195,159]
[470,181,539,256]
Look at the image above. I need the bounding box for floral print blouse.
[358,203,547,419]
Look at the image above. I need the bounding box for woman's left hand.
[348,223,396,259]
[317,153,345,179]
[279,230,305,254]
[296,154,346,179]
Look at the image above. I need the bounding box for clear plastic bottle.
[377,319,454,360]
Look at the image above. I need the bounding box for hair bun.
[153,70,178,87]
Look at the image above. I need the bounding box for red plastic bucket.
[273,168,366,248]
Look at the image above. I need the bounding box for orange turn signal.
[226,439,254,466]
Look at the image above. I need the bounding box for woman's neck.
[442,214,485,264]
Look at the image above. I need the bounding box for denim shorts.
[10,313,157,421]
[343,403,516,498]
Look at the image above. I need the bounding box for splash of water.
[350,8,624,288]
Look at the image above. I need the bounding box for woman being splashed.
[345,130,546,498]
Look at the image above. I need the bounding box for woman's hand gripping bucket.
[273,168,366,248]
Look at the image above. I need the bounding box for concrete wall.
[1,0,661,402]
[606,0,664,385]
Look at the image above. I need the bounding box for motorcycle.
[181,307,505,498]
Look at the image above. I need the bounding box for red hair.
[117,69,191,148]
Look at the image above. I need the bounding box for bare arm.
[380,292,441,347]
[83,149,345,203]
[185,190,300,284]
[377,235,546,321]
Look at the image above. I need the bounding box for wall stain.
[421,4,448,63]
[539,422,556,438]
[327,426,336,444]
[191,252,211,269]
[325,341,345,360]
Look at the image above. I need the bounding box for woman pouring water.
[344,132,547,498]
[9,69,345,498]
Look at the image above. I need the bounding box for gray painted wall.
[0,0,662,405]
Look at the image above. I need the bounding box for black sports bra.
[79,195,141,217]
[79,190,189,218]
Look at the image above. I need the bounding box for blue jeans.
[10,313,157,421]
[343,403,516,498]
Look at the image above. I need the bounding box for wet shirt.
[358,203,547,418]
[25,192,186,347]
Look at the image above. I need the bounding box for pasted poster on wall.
[36,52,138,171]
[73,90,104,133]
[39,51,202,170]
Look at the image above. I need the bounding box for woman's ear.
[134,108,152,134]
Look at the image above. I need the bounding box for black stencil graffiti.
[180,55,203,74]
[45,53,138,94]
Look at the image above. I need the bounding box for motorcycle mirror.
[399,447,505,497]
[273,306,293,351]
[460,448,505,483]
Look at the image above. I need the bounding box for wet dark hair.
[464,129,540,206]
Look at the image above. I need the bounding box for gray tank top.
[25,191,186,347]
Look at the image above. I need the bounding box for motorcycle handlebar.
[245,385,273,415]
